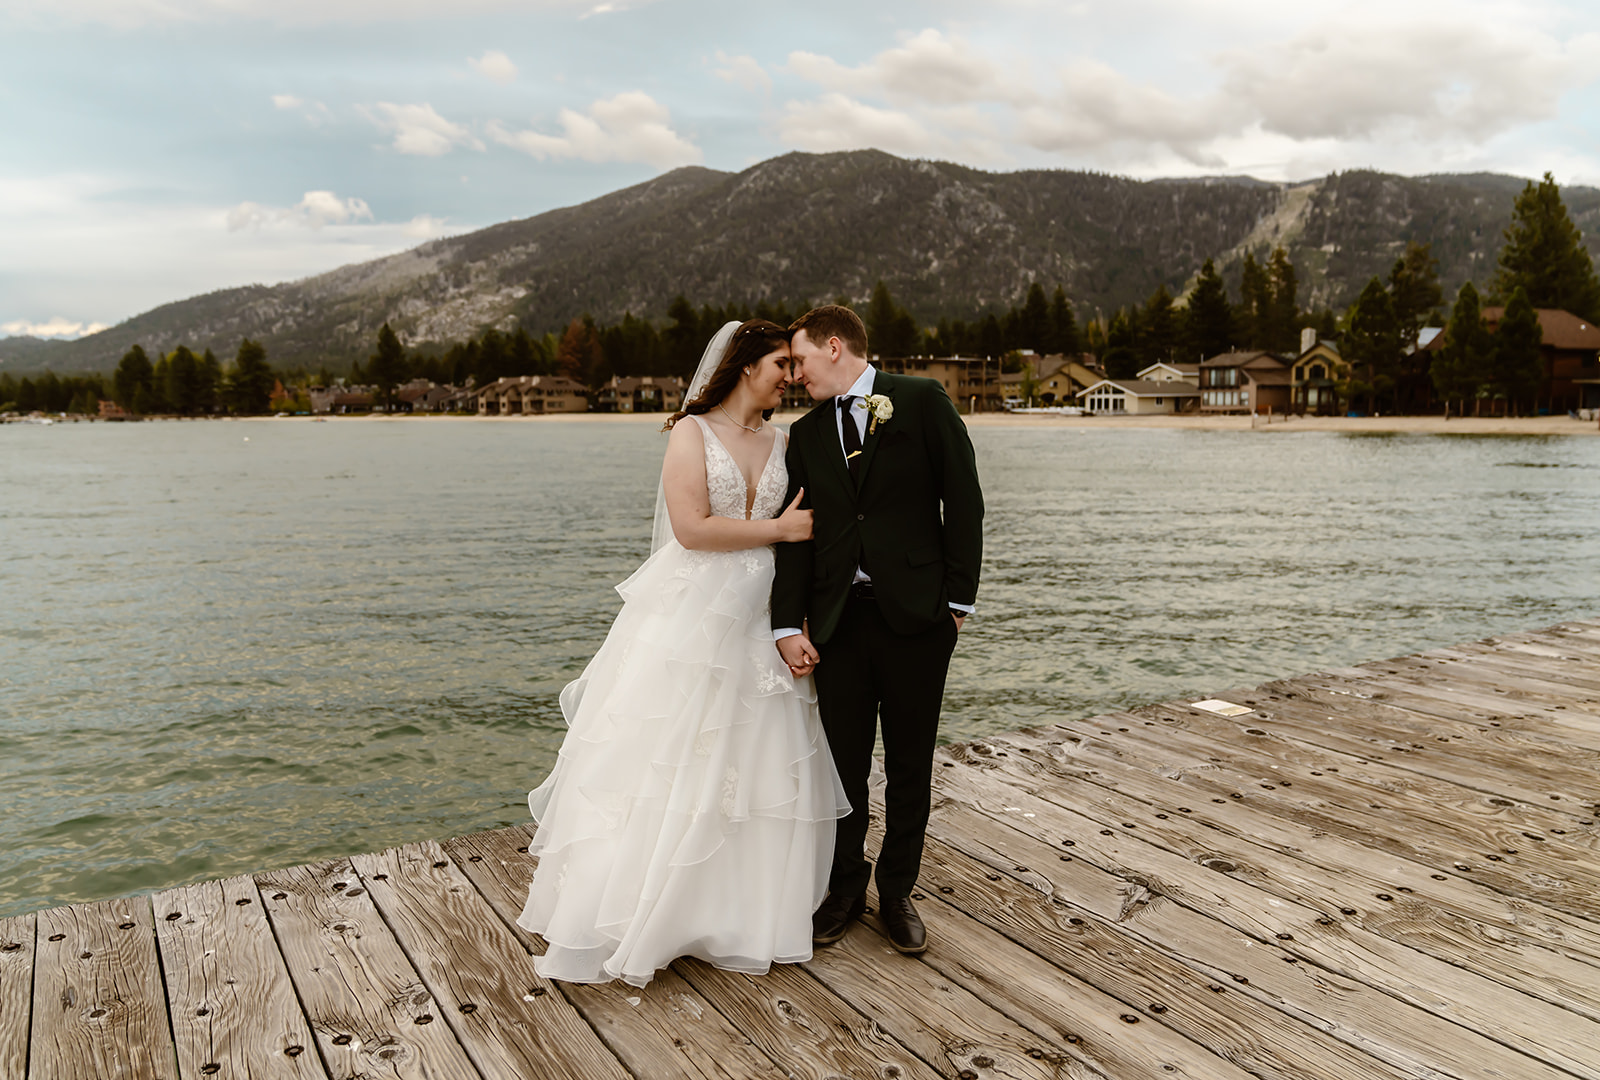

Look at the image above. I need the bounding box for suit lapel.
[852,370,894,491]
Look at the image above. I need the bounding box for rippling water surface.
[3,417,1597,915]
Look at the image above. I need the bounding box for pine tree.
[1238,252,1270,348]
[1345,277,1402,414]
[1493,286,1544,414]
[113,345,154,410]
[164,346,201,415]
[1137,285,1179,368]
[1183,258,1233,362]
[229,339,275,414]
[1494,172,1600,321]
[1017,283,1050,353]
[368,323,409,412]
[663,295,702,377]
[1434,282,1493,416]
[1262,247,1299,353]
[1047,286,1080,357]
[1388,241,1443,346]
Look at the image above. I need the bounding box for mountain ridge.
[8,150,1598,374]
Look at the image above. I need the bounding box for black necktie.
[839,395,861,481]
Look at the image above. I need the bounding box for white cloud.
[714,52,771,95]
[1222,22,1600,141]
[488,92,701,168]
[226,190,375,231]
[779,93,947,156]
[272,93,332,125]
[469,49,517,85]
[362,102,484,157]
[1,317,108,339]
[789,29,1032,108]
[400,213,455,238]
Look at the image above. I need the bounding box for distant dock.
[4,619,1599,1079]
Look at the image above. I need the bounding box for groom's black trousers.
[813,591,959,901]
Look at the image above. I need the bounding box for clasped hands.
[777,611,965,678]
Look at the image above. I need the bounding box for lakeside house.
[597,375,686,413]
[474,375,588,415]
[97,399,130,420]
[1290,329,1347,416]
[1137,361,1201,385]
[1199,350,1292,415]
[878,355,1009,412]
[395,380,457,413]
[1419,307,1600,413]
[1075,377,1199,414]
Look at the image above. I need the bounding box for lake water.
[3,417,1597,917]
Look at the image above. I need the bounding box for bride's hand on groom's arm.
[777,632,819,676]
[775,490,812,543]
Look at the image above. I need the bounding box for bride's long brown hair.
[663,319,791,430]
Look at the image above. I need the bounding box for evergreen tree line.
[0,370,110,414]
[106,339,277,415]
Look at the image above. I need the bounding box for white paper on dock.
[1190,699,1254,716]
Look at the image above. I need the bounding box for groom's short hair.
[791,305,868,359]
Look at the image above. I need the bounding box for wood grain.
[976,728,1600,967]
[948,738,1600,1019]
[30,895,177,1080]
[920,794,1579,1080]
[255,858,479,1080]
[440,824,791,1080]
[152,875,324,1080]
[0,912,35,1080]
[929,761,1600,1079]
[350,840,630,1080]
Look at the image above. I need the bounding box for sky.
[2,0,1597,339]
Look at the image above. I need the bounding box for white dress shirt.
[774,366,971,642]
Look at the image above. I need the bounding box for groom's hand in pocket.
[778,633,819,677]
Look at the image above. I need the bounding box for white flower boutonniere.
[860,393,894,434]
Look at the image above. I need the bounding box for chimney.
[1300,326,1316,354]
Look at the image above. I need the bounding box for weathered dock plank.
[255,859,479,1079]
[928,763,1600,1080]
[30,896,176,1080]
[14,619,1600,1079]
[350,840,631,1080]
[921,809,1577,1080]
[151,874,323,1080]
[976,728,1600,968]
[0,912,35,1079]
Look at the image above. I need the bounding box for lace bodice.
[692,416,786,522]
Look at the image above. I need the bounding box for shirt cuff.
[949,602,975,615]
[773,627,803,640]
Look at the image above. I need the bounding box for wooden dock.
[5,619,1600,1079]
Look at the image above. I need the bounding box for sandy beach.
[283,411,1600,436]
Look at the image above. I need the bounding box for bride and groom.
[516,305,985,987]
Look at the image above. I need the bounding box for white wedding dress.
[518,416,849,987]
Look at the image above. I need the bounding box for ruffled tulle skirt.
[517,540,850,987]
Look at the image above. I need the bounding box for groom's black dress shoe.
[812,891,866,945]
[879,895,927,955]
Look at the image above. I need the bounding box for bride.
[517,319,850,987]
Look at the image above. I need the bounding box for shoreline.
[245,412,1600,436]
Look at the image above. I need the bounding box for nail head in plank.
[256,858,479,1079]
[350,840,630,1080]
[152,875,323,1080]
[31,895,178,1080]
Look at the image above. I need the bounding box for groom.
[773,305,983,955]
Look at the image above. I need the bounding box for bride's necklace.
[718,404,764,433]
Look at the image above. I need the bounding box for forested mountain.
[10,151,1599,373]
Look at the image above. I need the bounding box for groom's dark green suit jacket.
[773,370,983,645]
